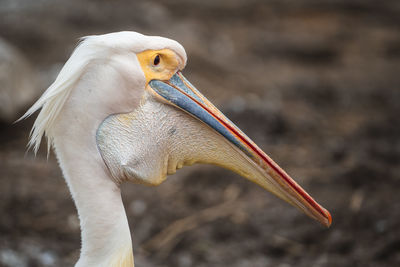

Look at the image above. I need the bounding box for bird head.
[24,31,331,227]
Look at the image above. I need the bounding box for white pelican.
[20,31,331,267]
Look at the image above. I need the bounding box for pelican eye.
[153,55,160,66]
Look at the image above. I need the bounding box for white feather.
[20,31,187,266]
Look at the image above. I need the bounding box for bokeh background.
[1,0,399,266]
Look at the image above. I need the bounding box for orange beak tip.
[323,209,332,228]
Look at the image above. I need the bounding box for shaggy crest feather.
[18,38,92,154]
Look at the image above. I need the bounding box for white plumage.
[22,31,330,267]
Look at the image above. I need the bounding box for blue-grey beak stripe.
[149,75,250,156]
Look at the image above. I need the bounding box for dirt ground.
[1,0,399,266]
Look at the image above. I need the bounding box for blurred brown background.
[0,0,399,266]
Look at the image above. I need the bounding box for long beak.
[148,72,331,227]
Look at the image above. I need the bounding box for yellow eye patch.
[137,49,181,84]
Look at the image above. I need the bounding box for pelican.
[20,31,331,267]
